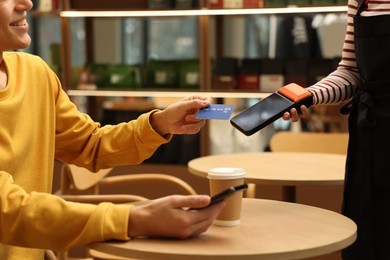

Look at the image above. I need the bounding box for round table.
[188,152,346,202]
[88,199,357,260]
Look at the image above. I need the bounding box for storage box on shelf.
[148,0,201,9]
[238,58,262,90]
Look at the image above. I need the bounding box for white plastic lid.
[207,167,246,180]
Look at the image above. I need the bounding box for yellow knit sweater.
[0,52,169,259]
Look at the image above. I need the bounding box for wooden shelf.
[30,10,60,17]
[66,89,270,99]
[60,6,347,18]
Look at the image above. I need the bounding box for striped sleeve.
[308,0,390,105]
[307,0,360,105]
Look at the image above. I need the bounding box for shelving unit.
[58,0,348,157]
[59,0,347,96]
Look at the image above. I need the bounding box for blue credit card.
[196,104,236,120]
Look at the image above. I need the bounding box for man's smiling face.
[0,0,33,52]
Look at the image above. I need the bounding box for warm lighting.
[60,6,347,18]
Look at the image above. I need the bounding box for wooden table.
[88,199,356,260]
[188,152,346,202]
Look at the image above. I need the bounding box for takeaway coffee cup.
[208,167,246,227]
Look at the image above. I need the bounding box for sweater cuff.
[103,204,133,241]
[142,109,172,142]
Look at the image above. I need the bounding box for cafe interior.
[28,0,354,259]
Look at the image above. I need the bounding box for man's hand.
[150,96,213,136]
[127,195,225,239]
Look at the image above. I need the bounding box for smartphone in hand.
[208,183,248,208]
[189,184,248,210]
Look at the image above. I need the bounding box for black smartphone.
[208,183,248,207]
[230,93,293,136]
[189,184,248,210]
[230,85,313,136]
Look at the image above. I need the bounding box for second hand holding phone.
[189,184,248,210]
[207,183,248,208]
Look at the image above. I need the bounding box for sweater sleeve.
[0,171,132,251]
[54,87,171,172]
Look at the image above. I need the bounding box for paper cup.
[208,168,246,227]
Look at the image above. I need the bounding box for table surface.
[188,152,346,186]
[88,199,357,260]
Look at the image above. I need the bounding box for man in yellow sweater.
[0,0,226,259]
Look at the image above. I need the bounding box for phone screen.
[230,93,293,136]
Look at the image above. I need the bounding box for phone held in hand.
[208,183,248,207]
[189,184,248,210]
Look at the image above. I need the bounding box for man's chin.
[16,37,31,50]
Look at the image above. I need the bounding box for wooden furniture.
[55,161,197,260]
[269,131,350,259]
[87,198,357,260]
[44,250,94,260]
[57,162,196,199]
[269,131,349,155]
[309,103,349,132]
[188,152,346,202]
[269,131,348,210]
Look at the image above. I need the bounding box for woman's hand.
[127,195,225,239]
[150,96,213,136]
[282,105,311,122]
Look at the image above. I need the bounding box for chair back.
[55,162,197,260]
[58,162,197,198]
[60,163,112,195]
[269,131,349,155]
[270,131,348,218]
